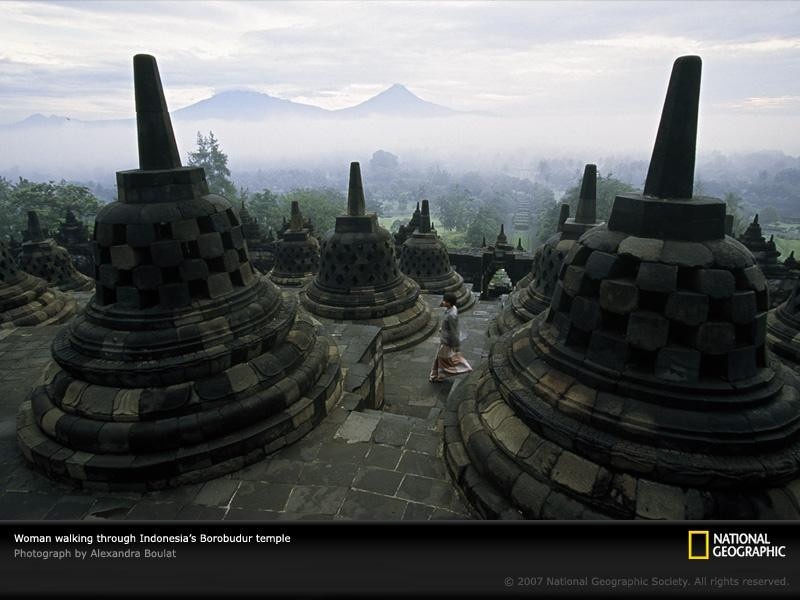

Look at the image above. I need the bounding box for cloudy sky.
[1,0,799,163]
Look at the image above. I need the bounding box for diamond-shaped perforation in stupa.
[269,200,320,287]
[399,199,474,311]
[490,165,602,337]
[16,54,343,491]
[0,239,77,329]
[445,55,800,520]
[300,162,437,353]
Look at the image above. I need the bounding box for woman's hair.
[443,292,458,306]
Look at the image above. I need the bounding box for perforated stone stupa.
[737,214,798,307]
[445,56,800,520]
[54,208,94,277]
[269,200,320,287]
[16,54,343,490]
[399,200,474,310]
[394,201,422,255]
[301,162,437,352]
[768,279,800,372]
[18,211,94,293]
[0,240,76,329]
[239,202,275,274]
[490,165,601,337]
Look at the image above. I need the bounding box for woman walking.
[429,292,473,383]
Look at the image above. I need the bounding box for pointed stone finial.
[516,238,524,251]
[133,54,182,171]
[26,210,45,242]
[419,199,432,233]
[643,55,701,200]
[416,201,420,213]
[754,214,759,225]
[575,164,597,224]
[347,162,366,216]
[481,236,486,247]
[496,223,508,246]
[290,200,303,230]
[557,203,570,232]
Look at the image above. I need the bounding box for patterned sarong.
[429,344,473,382]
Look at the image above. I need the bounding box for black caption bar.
[0,521,798,597]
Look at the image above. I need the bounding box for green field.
[378,216,467,248]
[774,237,800,260]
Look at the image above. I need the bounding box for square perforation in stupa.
[547,244,769,382]
[93,206,253,309]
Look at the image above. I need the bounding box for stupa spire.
[643,55,701,199]
[557,203,570,232]
[347,162,366,216]
[26,211,45,242]
[290,200,303,230]
[133,54,181,171]
[419,199,432,233]
[575,164,597,224]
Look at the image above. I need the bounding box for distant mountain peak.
[339,84,458,118]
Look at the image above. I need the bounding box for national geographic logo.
[689,530,787,560]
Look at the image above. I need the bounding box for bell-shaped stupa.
[16,54,343,490]
[0,239,76,329]
[490,166,602,337]
[18,211,94,292]
[301,162,437,352]
[238,202,275,274]
[399,200,474,310]
[737,214,797,307]
[269,200,320,287]
[445,56,800,519]
[55,208,90,248]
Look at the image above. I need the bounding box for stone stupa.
[301,162,437,352]
[514,205,571,292]
[268,200,320,287]
[55,208,94,277]
[0,239,76,329]
[399,199,474,310]
[238,201,275,274]
[768,279,800,372]
[18,211,94,293]
[737,214,798,307]
[490,166,602,337]
[16,54,343,490]
[445,56,800,520]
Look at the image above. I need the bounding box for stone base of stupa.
[269,271,315,288]
[445,317,800,520]
[19,240,95,293]
[514,272,533,291]
[488,285,549,337]
[416,270,475,312]
[301,277,437,353]
[0,273,77,329]
[16,306,342,491]
[767,308,800,373]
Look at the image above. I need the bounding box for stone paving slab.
[0,296,500,520]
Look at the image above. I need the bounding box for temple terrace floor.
[0,293,499,521]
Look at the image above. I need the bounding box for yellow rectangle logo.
[689,530,709,560]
